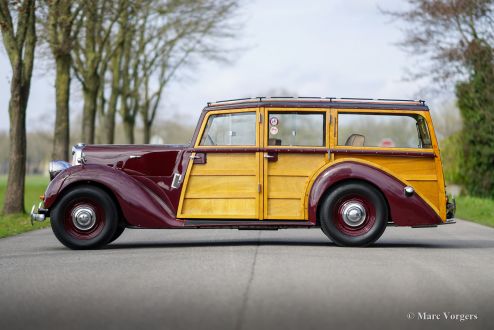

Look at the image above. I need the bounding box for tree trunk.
[3,66,27,214]
[104,89,118,144]
[123,117,135,144]
[81,75,99,144]
[52,55,71,160]
[104,51,122,144]
[143,121,151,144]
[1,0,36,214]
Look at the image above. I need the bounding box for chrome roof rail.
[207,97,426,107]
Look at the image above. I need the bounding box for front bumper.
[30,202,48,225]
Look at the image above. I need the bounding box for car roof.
[204,97,429,112]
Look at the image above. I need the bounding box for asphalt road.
[0,219,493,330]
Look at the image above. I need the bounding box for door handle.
[264,152,278,162]
[190,152,207,164]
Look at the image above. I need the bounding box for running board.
[184,220,315,229]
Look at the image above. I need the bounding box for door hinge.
[258,183,262,193]
[259,114,263,124]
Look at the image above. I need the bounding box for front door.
[262,108,329,220]
[178,109,262,219]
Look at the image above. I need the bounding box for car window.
[200,112,256,146]
[337,113,432,148]
[268,112,325,147]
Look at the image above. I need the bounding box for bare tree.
[384,1,494,197]
[138,0,240,143]
[71,0,123,144]
[383,0,494,82]
[98,0,241,144]
[0,0,37,214]
[40,0,82,160]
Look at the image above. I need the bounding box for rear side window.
[200,112,256,146]
[268,112,325,147]
[338,113,432,149]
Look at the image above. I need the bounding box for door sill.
[184,219,315,228]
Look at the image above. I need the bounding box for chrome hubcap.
[72,206,96,231]
[341,202,366,227]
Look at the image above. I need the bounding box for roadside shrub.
[440,132,465,185]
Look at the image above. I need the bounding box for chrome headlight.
[71,143,86,165]
[49,160,71,180]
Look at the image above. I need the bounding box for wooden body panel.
[264,153,327,219]
[330,108,447,221]
[178,108,261,219]
[176,105,447,224]
[332,154,442,216]
[178,152,260,219]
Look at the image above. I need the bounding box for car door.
[262,108,329,220]
[177,108,262,219]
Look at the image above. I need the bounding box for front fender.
[44,164,183,229]
[308,160,443,226]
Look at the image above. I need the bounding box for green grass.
[0,175,51,238]
[455,195,494,228]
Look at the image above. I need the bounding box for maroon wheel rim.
[63,198,106,240]
[332,194,376,237]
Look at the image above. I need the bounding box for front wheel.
[320,182,388,247]
[50,185,119,250]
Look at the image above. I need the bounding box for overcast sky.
[1,0,440,132]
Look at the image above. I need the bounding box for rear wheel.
[50,185,119,250]
[320,182,387,246]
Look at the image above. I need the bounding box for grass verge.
[455,195,494,228]
[0,176,51,238]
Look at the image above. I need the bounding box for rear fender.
[44,164,183,228]
[308,160,443,226]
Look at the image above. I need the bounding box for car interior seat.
[345,134,365,147]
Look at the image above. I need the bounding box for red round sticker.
[269,117,279,126]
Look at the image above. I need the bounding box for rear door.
[262,108,329,220]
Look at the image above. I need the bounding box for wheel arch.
[44,164,183,229]
[307,160,443,226]
[315,178,390,227]
[52,180,127,226]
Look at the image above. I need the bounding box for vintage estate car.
[31,97,456,249]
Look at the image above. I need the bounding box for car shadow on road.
[103,239,494,250]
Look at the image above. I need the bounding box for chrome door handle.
[264,154,275,159]
[129,155,141,159]
[190,155,201,159]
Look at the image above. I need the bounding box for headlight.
[49,160,71,180]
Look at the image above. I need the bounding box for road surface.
[0,219,493,330]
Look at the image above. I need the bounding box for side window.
[268,112,325,147]
[337,113,432,149]
[200,112,256,146]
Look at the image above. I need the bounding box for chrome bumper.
[30,202,48,225]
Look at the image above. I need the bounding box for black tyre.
[108,224,126,244]
[320,182,387,247]
[50,185,119,250]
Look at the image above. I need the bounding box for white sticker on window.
[269,117,279,126]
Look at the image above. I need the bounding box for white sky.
[0,0,441,133]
